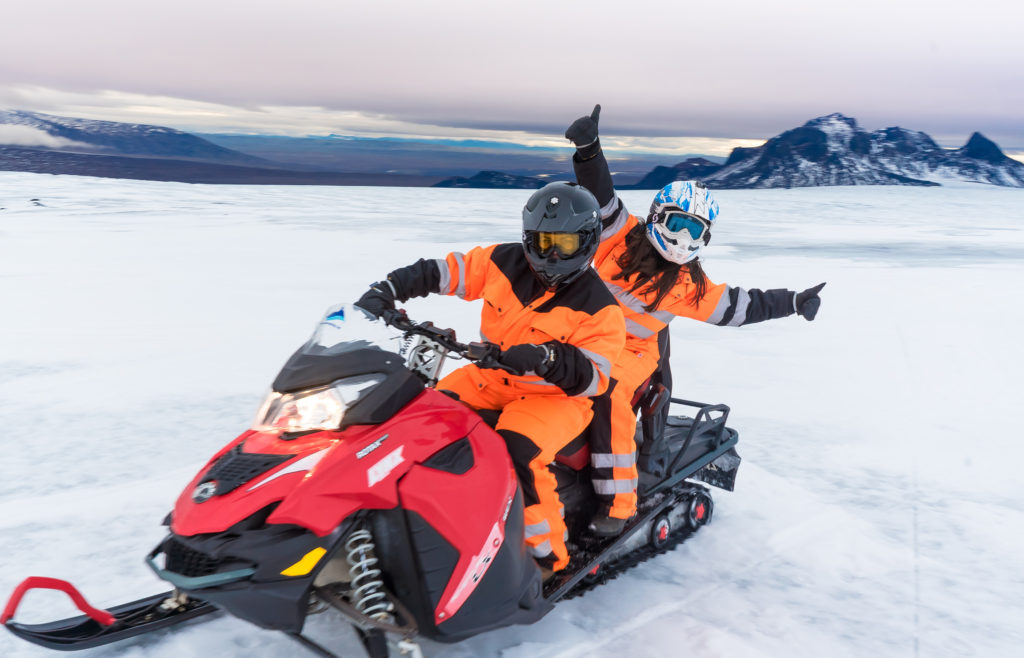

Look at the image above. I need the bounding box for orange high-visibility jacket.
[593,212,735,358]
[434,243,625,398]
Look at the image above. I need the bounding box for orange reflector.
[280,547,327,577]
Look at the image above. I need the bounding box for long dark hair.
[612,224,707,311]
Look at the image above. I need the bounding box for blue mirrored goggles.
[660,211,710,240]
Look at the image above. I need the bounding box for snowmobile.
[3,304,741,657]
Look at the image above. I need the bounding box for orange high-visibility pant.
[438,364,592,572]
[591,346,659,519]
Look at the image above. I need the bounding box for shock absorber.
[344,527,393,622]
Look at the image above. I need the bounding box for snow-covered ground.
[1,172,1022,657]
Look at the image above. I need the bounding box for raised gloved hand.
[795,282,826,321]
[564,104,601,149]
[491,343,554,377]
[354,281,396,319]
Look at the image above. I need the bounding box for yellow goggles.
[530,231,582,257]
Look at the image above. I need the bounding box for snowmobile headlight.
[251,374,385,433]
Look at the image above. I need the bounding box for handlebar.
[381,308,523,375]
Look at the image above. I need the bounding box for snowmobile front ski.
[2,577,216,651]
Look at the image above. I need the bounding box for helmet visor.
[662,211,709,240]
[528,231,583,258]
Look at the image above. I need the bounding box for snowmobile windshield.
[301,303,405,357]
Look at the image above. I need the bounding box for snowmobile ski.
[2,577,216,651]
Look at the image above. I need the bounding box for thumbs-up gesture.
[565,104,601,149]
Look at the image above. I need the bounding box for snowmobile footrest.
[3,584,217,651]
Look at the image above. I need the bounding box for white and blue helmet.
[645,181,720,264]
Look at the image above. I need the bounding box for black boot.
[588,514,627,537]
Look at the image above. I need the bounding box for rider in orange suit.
[357,182,625,571]
[565,106,826,535]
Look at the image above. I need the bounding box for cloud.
[0,124,92,149]
[0,85,764,157]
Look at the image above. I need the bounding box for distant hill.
[433,170,548,189]
[0,146,441,186]
[0,110,269,165]
[0,110,441,185]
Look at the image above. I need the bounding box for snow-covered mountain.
[0,110,267,165]
[640,113,1024,189]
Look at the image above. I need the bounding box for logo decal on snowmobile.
[356,434,388,459]
[367,446,405,487]
[191,481,218,503]
[247,449,329,492]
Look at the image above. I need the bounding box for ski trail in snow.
[547,507,849,658]
[0,466,200,531]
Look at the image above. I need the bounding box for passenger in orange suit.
[356,182,625,572]
[565,106,826,536]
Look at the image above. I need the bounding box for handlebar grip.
[466,342,524,376]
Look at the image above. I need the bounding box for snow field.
[1,173,1022,657]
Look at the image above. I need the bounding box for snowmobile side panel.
[397,428,518,626]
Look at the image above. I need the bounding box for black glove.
[354,281,396,319]
[565,104,601,149]
[795,282,826,321]
[495,343,553,377]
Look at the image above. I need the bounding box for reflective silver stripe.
[524,520,551,538]
[599,200,627,241]
[435,258,451,294]
[578,347,612,380]
[624,318,656,339]
[575,362,602,397]
[592,478,639,494]
[600,195,620,219]
[452,252,467,298]
[604,281,647,314]
[651,310,675,324]
[529,540,553,558]
[591,452,637,469]
[706,290,732,325]
[442,252,466,298]
[727,287,751,327]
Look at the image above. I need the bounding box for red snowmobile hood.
[170,389,486,537]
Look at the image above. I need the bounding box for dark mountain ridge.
[629,113,1024,189]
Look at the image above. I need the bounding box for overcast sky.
[1,0,1022,156]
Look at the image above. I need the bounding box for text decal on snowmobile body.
[356,434,388,459]
[367,447,405,487]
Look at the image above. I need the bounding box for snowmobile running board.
[2,577,217,651]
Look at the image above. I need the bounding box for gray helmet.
[521,182,601,289]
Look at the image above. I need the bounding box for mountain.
[629,113,1024,189]
[0,145,443,186]
[0,110,269,165]
[433,170,548,189]
[0,110,444,185]
[626,158,725,190]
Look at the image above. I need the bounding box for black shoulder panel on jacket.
[489,242,546,306]
[536,268,618,316]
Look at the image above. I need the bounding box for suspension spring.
[344,527,393,622]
